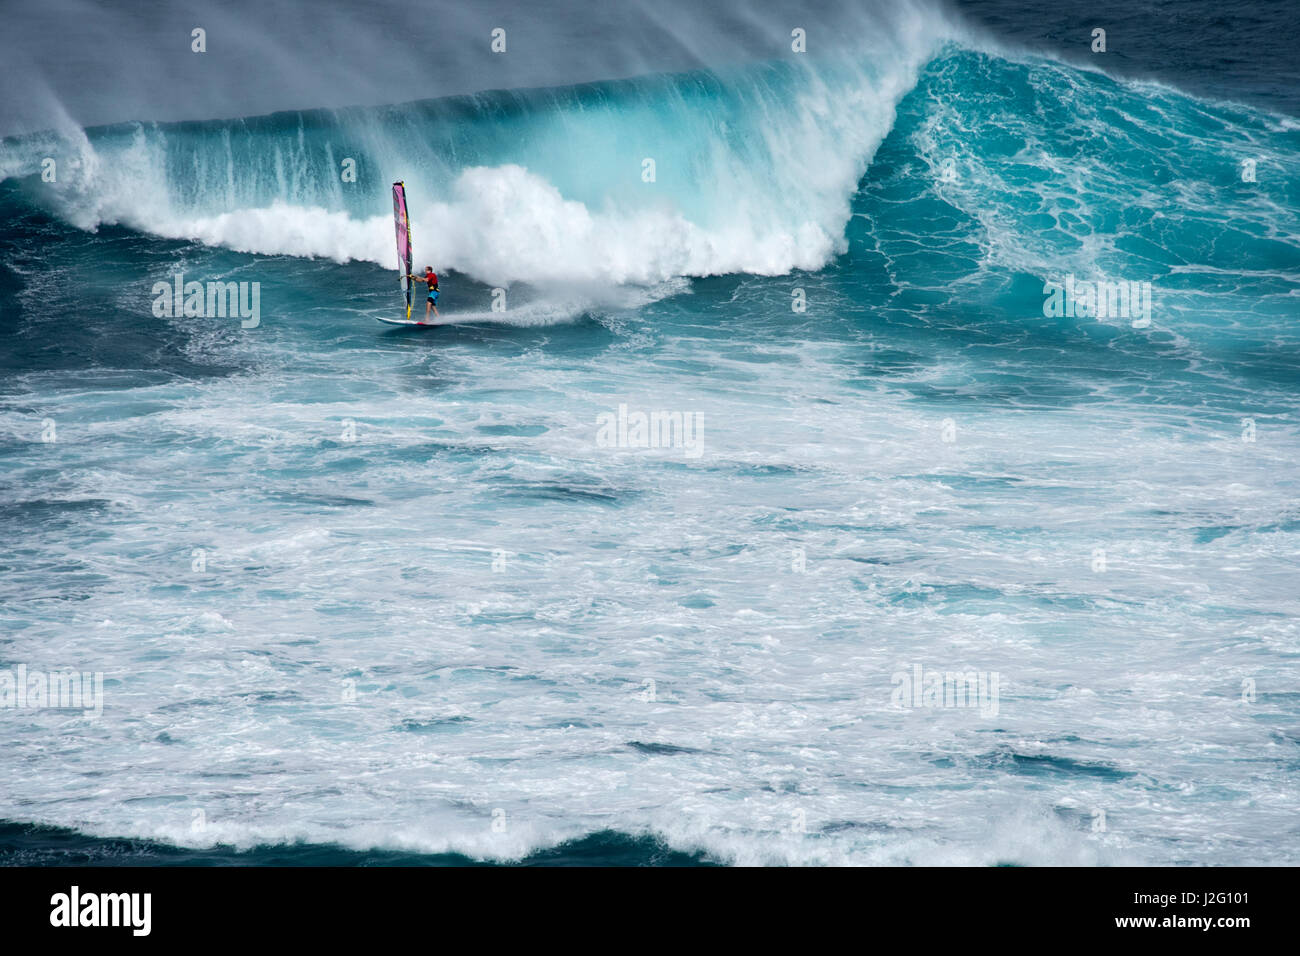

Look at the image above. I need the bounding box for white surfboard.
[374,316,438,327]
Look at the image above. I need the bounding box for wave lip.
[1,13,949,289]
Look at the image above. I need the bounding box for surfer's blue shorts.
[428,289,439,302]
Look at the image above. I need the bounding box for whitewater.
[1,0,1298,866]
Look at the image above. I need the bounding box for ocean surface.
[1,0,1298,866]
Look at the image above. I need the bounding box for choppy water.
[1,0,1298,865]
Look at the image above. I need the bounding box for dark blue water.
[0,821,714,866]
[956,0,1300,116]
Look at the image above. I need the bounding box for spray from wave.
[1,2,957,293]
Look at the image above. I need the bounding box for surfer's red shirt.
[426,270,438,287]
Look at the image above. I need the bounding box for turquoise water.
[1,20,1299,865]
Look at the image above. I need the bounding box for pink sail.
[392,182,412,319]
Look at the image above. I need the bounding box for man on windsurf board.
[407,266,440,321]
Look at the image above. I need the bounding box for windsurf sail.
[392,181,412,320]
